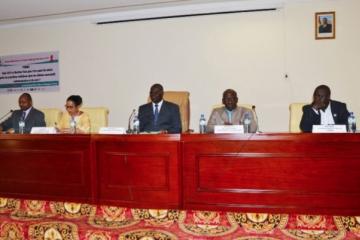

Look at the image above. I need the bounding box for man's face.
[313,88,330,109]
[150,86,163,103]
[222,91,238,111]
[18,95,32,111]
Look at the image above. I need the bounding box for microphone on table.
[126,109,136,134]
[0,109,14,123]
[252,105,261,133]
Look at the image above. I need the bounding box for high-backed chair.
[289,103,306,133]
[148,91,190,132]
[80,107,109,133]
[40,108,62,127]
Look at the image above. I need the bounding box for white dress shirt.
[152,100,163,114]
[23,107,32,120]
[312,102,335,125]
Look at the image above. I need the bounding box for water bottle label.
[19,121,25,128]
[244,119,251,125]
[70,120,76,128]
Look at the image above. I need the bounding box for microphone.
[252,105,261,133]
[0,110,14,123]
[126,109,136,134]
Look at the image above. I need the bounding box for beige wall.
[0,0,359,132]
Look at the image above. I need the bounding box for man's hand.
[312,100,326,111]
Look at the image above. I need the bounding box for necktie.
[227,111,232,123]
[154,104,159,125]
[21,111,26,121]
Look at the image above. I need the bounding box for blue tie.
[154,104,159,125]
[226,110,232,123]
[21,111,26,121]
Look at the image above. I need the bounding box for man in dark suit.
[0,93,46,133]
[300,85,349,132]
[138,84,181,133]
[319,17,332,33]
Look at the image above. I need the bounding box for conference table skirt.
[0,133,360,216]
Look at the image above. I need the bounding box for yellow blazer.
[59,112,91,133]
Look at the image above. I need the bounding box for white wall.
[0,0,359,132]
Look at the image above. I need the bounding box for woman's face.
[65,100,79,115]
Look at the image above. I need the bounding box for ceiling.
[0,0,295,27]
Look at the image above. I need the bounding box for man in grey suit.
[138,84,182,133]
[0,93,46,133]
[207,89,257,133]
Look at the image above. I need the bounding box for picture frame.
[315,11,335,40]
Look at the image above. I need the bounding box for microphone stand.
[126,109,136,134]
[0,110,14,123]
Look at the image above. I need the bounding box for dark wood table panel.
[93,134,181,209]
[182,133,360,215]
[0,135,93,202]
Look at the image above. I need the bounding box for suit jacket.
[138,100,182,134]
[0,107,46,133]
[319,24,332,33]
[300,100,349,132]
[207,106,258,133]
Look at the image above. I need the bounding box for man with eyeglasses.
[0,93,46,133]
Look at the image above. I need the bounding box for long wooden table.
[1,133,359,215]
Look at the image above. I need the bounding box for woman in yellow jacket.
[58,95,90,133]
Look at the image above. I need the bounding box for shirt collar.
[152,100,164,109]
[152,100,163,111]
[22,107,32,119]
[320,102,331,113]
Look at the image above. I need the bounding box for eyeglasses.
[65,105,74,109]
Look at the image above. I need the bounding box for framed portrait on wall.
[315,11,335,40]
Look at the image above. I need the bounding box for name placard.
[214,125,244,134]
[30,127,57,134]
[99,127,126,134]
[312,125,347,133]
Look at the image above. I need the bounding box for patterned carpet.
[0,197,360,239]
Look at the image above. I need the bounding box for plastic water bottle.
[18,120,25,134]
[347,112,356,133]
[243,112,251,133]
[199,114,207,134]
[133,114,140,134]
[70,117,77,134]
